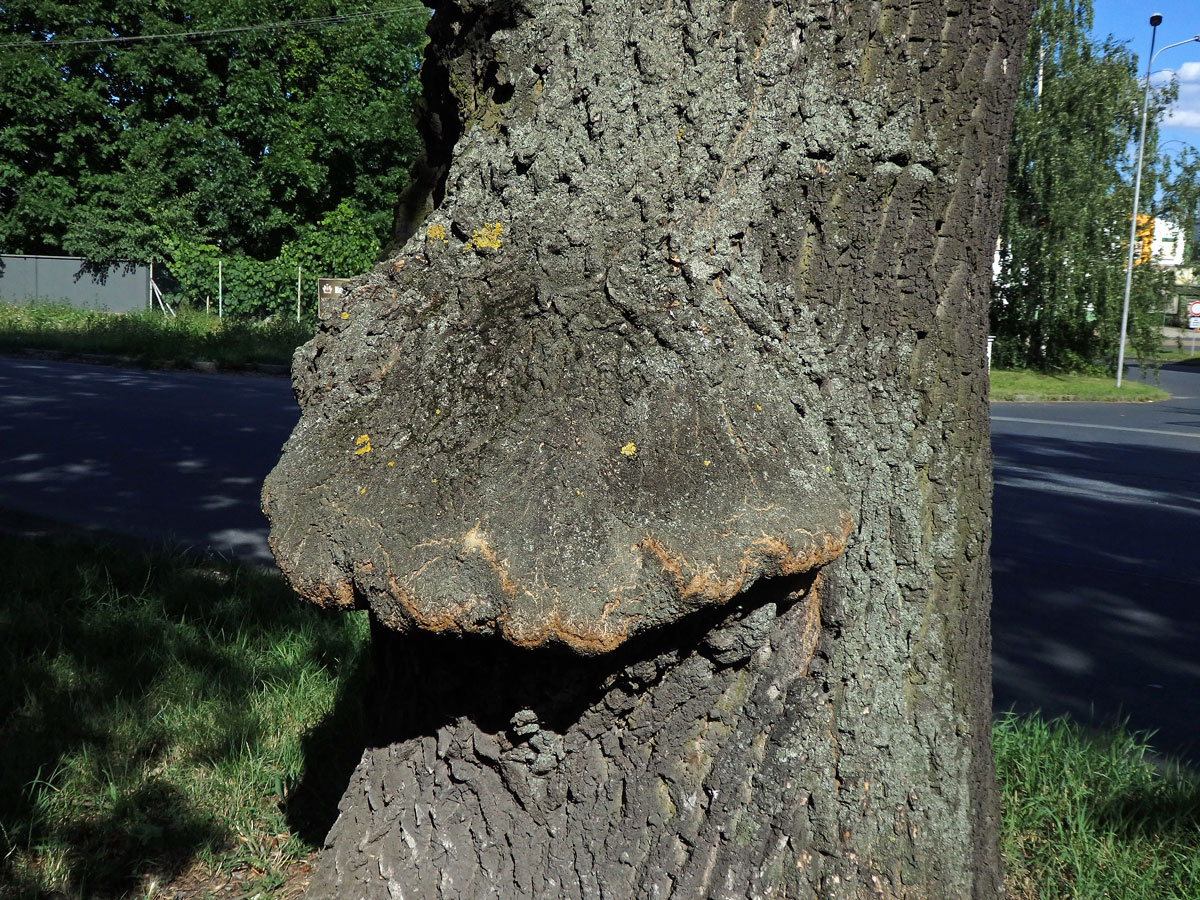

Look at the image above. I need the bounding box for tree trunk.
[262,0,1031,896]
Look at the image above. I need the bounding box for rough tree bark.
[262,0,1031,896]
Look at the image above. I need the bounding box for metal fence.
[0,254,150,313]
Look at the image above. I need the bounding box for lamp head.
[1150,13,1163,27]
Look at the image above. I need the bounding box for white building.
[1139,217,1197,323]
[1146,217,1186,268]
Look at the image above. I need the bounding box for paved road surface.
[4,355,1200,760]
[0,356,298,564]
[992,364,1200,762]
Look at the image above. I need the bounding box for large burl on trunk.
[263,0,1030,896]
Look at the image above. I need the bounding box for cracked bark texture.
[262,0,1030,895]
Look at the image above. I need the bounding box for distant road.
[0,356,298,564]
[4,355,1200,761]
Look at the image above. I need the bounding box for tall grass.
[0,534,368,899]
[0,302,312,369]
[995,712,1200,899]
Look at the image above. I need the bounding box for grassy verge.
[991,368,1169,402]
[0,302,312,369]
[0,534,368,899]
[1152,348,1200,366]
[4,534,1199,899]
[996,712,1200,899]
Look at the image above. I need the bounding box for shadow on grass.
[281,643,372,848]
[995,711,1200,898]
[1092,764,1200,841]
[0,532,367,899]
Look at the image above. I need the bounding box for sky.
[1092,0,1200,153]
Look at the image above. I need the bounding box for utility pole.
[1117,17,1200,387]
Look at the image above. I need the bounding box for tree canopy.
[991,0,1180,373]
[1162,146,1200,267]
[0,1,429,265]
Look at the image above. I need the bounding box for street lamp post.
[1117,16,1200,388]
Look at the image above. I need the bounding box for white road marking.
[992,416,1200,440]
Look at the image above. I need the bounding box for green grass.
[990,368,1169,402]
[0,534,369,899]
[4,533,1199,899]
[1152,348,1200,366]
[0,302,313,369]
[995,712,1200,899]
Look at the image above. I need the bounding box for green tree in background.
[0,0,428,265]
[166,199,380,318]
[992,0,1174,373]
[1161,147,1200,266]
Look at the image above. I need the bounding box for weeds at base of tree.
[0,302,314,370]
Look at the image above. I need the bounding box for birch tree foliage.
[992,0,1175,373]
[1161,147,1200,267]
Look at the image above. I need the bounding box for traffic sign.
[1189,300,1200,317]
[317,277,355,319]
[1190,315,1200,330]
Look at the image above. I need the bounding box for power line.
[0,4,431,51]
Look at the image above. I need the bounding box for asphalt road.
[992,363,1200,763]
[0,356,298,565]
[3,355,1200,760]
